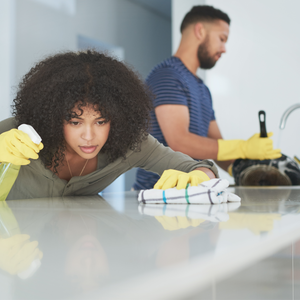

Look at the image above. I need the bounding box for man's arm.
[155,104,232,172]
[155,104,218,158]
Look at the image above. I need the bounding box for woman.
[0,50,217,200]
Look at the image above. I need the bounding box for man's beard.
[197,37,218,70]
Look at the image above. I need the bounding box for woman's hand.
[154,169,211,190]
[0,234,43,275]
[0,129,43,165]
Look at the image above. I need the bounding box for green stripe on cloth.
[185,184,190,204]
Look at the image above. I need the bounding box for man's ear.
[194,22,206,42]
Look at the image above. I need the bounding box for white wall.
[205,0,300,160]
[0,0,15,121]
[15,0,171,84]
[3,0,171,115]
[172,0,300,183]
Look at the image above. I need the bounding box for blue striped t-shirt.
[133,57,216,190]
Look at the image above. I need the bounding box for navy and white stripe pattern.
[137,179,241,205]
[148,57,215,146]
[133,57,216,190]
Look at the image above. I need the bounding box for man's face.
[197,20,229,69]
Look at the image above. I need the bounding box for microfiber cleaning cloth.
[138,178,241,205]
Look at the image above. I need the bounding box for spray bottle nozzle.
[18,124,42,144]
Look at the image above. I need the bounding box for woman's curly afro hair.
[13,50,152,172]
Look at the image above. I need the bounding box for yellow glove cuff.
[227,163,233,177]
[217,139,245,161]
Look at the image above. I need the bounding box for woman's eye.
[70,121,80,126]
[97,120,106,125]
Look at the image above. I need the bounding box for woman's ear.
[194,22,206,42]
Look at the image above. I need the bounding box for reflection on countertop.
[1,187,300,299]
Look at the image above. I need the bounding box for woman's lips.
[80,146,97,154]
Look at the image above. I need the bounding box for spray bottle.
[0,124,42,201]
[0,201,42,278]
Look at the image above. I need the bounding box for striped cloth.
[137,178,241,205]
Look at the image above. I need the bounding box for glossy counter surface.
[1,187,300,299]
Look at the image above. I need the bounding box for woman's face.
[63,105,110,159]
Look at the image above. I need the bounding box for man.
[133,5,280,190]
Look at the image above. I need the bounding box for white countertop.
[1,186,300,299]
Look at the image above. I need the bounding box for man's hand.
[242,133,281,159]
[217,132,281,161]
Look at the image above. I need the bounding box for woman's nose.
[81,126,94,141]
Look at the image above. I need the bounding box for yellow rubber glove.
[217,132,281,161]
[155,216,205,231]
[219,213,281,235]
[154,169,210,190]
[0,234,43,275]
[227,163,233,176]
[0,129,44,165]
[0,201,20,236]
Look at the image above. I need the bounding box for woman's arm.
[128,134,219,178]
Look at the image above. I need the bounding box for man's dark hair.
[180,5,230,32]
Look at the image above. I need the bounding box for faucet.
[279,103,300,129]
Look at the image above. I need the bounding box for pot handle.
[258,110,267,138]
